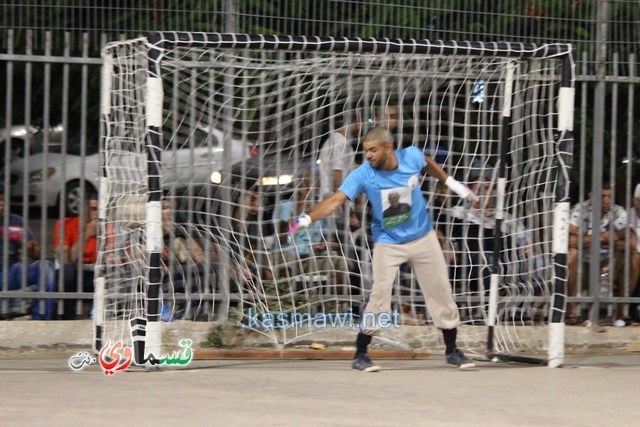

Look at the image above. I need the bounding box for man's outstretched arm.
[422,155,478,202]
[288,191,349,240]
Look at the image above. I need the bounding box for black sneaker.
[352,353,381,372]
[445,349,475,369]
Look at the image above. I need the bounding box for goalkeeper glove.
[445,176,479,202]
[286,213,312,244]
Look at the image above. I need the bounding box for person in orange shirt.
[54,191,98,319]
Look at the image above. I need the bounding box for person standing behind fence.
[0,186,56,320]
[374,105,399,136]
[628,183,640,323]
[319,112,362,200]
[318,112,363,292]
[54,190,99,319]
[288,126,478,371]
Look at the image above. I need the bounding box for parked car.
[9,126,253,215]
[0,123,63,162]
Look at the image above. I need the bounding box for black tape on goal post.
[485,53,574,368]
[138,36,165,365]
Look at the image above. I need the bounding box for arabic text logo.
[67,338,194,375]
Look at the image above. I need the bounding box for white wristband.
[445,176,476,201]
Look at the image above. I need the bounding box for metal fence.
[0,1,638,69]
[1,0,639,323]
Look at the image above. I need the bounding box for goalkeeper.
[288,126,477,371]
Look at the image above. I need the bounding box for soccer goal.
[96,33,574,367]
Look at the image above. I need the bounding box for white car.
[1,124,63,161]
[9,126,253,215]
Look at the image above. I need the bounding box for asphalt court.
[0,349,638,426]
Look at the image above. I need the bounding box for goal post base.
[485,352,550,366]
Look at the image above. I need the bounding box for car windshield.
[166,127,221,150]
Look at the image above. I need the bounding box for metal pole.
[588,0,609,324]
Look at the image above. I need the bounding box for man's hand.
[286,214,312,243]
[445,176,479,202]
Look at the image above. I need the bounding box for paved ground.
[4,216,640,425]
[0,348,638,426]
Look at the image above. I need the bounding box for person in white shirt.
[567,180,640,325]
[319,112,362,201]
[628,183,640,323]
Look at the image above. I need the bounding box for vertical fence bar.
[1,30,14,315]
[588,0,610,324]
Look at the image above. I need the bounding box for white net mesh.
[98,35,570,355]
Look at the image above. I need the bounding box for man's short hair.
[588,178,612,194]
[86,190,98,201]
[363,126,393,146]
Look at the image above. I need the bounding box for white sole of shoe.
[458,361,476,369]
[353,365,381,372]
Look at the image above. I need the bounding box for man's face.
[378,107,398,132]
[244,192,260,214]
[364,139,391,169]
[601,188,612,214]
[590,188,612,215]
[349,119,363,138]
[87,198,99,222]
[471,180,493,210]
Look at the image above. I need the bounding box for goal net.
[97,33,574,366]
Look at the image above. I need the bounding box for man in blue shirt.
[289,127,477,371]
[0,188,56,319]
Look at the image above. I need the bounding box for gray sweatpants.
[362,230,461,335]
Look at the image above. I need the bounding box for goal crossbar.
[149,32,573,59]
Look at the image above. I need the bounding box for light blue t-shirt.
[339,146,433,244]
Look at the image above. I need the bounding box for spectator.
[567,180,640,325]
[318,111,363,298]
[273,168,348,288]
[54,190,98,319]
[160,197,226,321]
[232,189,274,282]
[0,187,56,320]
[319,111,363,201]
[627,183,640,323]
[443,175,533,322]
[373,105,399,134]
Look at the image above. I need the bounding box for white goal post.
[96,32,574,367]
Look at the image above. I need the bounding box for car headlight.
[262,175,293,186]
[29,167,56,182]
[210,171,222,184]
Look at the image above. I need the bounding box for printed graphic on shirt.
[382,187,412,229]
